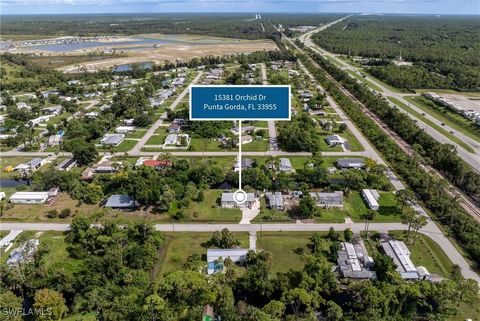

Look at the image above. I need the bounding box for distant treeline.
[312,15,480,91]
[1,13,271,40]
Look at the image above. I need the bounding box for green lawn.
[157,232,249,277]
[242,140,269,151]
[257,232,332,274]
[404,96,480,142]
[189,137,223,151]
[63,313,96,321]
[167,189,242,222]
[145,134,165,145]
[98,139,138,153]
[125,130,148,139]
[387,96,474,153]
[250,121,269,128]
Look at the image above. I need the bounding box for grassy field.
[242,140,269,151]
[0,193,102,222]
[257,231,333,274]
[166,189,242,222]
[404,96,480,142]
[145,134,165,145]
[387,96,474,153]
[189,137,223,151]
[156,232,249,277]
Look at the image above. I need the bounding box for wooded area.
[312,15,480,91]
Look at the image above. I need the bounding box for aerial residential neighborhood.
[0,3,479,321]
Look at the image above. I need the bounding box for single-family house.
[221,192,256,209]
[240,135,253,145]
[42,106,63,115]
[104,195,139,209]
[163,134,190,149]
[266,192,285,211]
[233,158,254,172]
[279,158,293,172]
[336,158,365,169]
[101,134,125,146]
[361,189,381,210]
[168,123,181,134]
[115,126,136,134]
[56,158,77,171]
[207,249,250,275]
[310,191,344,208]
[325,135,345,146]
[142,159,173,170]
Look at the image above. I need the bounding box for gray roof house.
[105,195,139,209]
[265,192,285,211]
[279,158,293,172]
[336,158,365,169]
[310,191,344,208]
[221,192,256,209]
[101,134,125,146]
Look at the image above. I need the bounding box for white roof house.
[325,135,345,146]
[380,240,422,280]
[163,134,190,149]
[115,126,136,134]
[362,189,380,210]
[207,248,250,274]
[9,192,50,204]
[101,134,125,146]
[336,158,365,169]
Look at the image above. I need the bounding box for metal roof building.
[266,192,285,211]
[279,158,293,172]
[380,240,420,280]
[9,191,50,204]
[337,241,376,280]
[100,134,125,146]
[362,189,380,210]
[104,195,139,208]
[336,158,365,169]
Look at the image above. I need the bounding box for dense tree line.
[312,15,480,91]
[1,219,477,320]
[277,113,322,152]
[298,50,480,265]
[1,14,271,40]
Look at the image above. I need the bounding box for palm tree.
[361,210,377,238]
[395,189,415,213]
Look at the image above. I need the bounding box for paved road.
[129,71,203,155]
[260,63,279,151]
[299,21,480,172]
[1,221,477,282]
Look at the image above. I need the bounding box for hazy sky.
[1,0,479,15]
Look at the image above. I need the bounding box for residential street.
[1,221,478,282]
